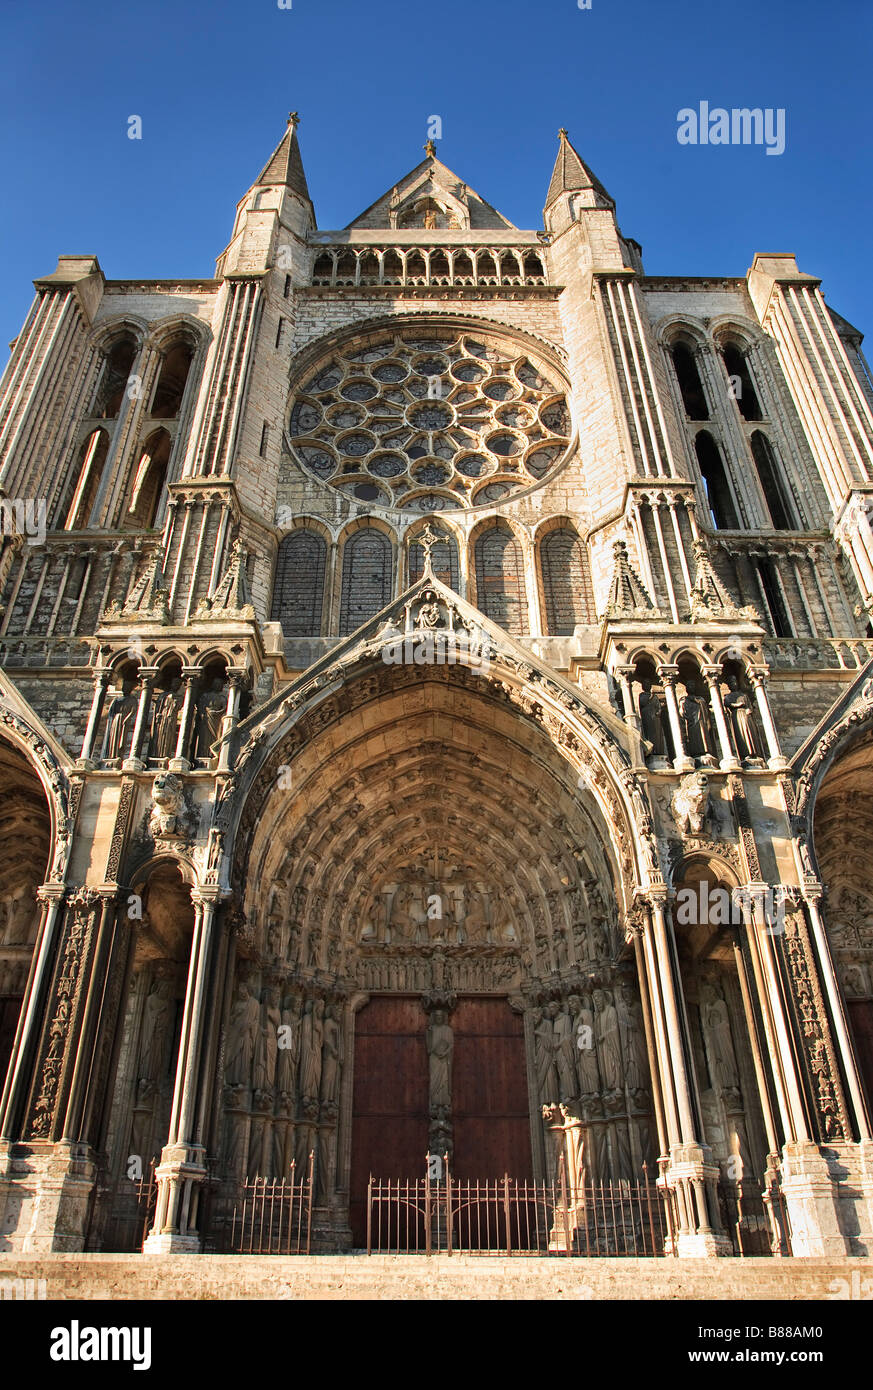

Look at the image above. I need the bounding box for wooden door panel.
[0,997,21,1092]
[848,1000,873,1111]
[451,998,532,1179]
[349,997,428,1245]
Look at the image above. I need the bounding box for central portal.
[349,994,531,1246]
[222,668,656,1254]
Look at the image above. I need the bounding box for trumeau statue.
[426,1009,453,1113]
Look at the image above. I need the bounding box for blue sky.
[1,0,871,350]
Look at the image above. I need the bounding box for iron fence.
[718,1181,791,1257]
[96,1162,157,1253]
[211,1154,314,1255]
[367,1157,670,1256]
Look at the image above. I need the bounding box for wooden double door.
[349,996,531,1245]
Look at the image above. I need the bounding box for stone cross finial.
[424,139,437,157]
[288,111,300,126]
[418,522,440,570]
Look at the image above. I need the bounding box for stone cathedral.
[0,115,872,1261]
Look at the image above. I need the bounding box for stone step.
[1,1253,870,1301]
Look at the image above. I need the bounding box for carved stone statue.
[426,1008,453,1113]
[300,998,325,1102]
[2,883,37,945]
[101,680,136,761]
[679,680,714,759]
[569,994,600,1095]
[194,677,226,762]
[723,675,765,761]
[638,681,667,757]
[534,1005,559,1103]
[225,979,261,1086]
[671,771,712,836]
[138,973,173,1082]
[700,982,740,1093]
[320,1003,344,1105]
[252,983,281,1093]
[553,1003,577,1100]
[616,983,648,1093]
[150,679,182,760]
[459,882,489,943]
[560,1102,587,1195]
[388,881,427,944]
[593,989,622,1091]
[277,995,303,1095]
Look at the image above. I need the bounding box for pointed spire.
[604,540,660,620]
[545,127,614,212]
[103,549,170,624]
[194,539,255,621]
[688,540,758,622]
[254,111,311,201]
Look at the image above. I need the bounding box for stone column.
[644,891,729,1255]
[59,888,119,1143]
[168,666,200,771]
[700,665,740,771]
[144,889,224,1253]
[614,664,640,729]
[657,665,694,772]
[804,888,871,1141]
[730,932,791,1255]
[749,667,787,769]
[216,667,248,774]
[0,884,66,1140]
[123,666,159,771]
[77,668,111,768]
[0,886,106,1251]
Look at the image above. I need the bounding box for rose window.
[286,327,572,509]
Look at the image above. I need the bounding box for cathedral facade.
[0,117,872,1258]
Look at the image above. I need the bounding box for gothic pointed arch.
[472,519,529,634]
[272,527,328,636]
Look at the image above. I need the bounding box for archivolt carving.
[793,678,873,826]
[0,703,71,883]
[779,900,851,1142]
